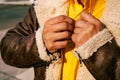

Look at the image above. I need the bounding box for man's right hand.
[43,15,75,53]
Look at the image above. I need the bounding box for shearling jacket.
[1,0,120,80]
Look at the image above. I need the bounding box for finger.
[75,19,88,28]
[51,22,74,32]
[73,27,82,34]
[51,31,72,41]
[79,11,99,24]
[71,34,78,43]
[45,15,75,25]
[46,39,72,53]
[54,40,72,49]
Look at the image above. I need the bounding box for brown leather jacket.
[0,6,120,80]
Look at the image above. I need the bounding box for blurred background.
[0,0,34,80]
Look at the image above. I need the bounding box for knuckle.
[71,34,76,42]
[43,28,48,34]
[96,21,101,26]
[44,36,53,46]
[71,34,74,39]
[47,43,54,50]
[63,41,69,46]
[64,31,70,37]
[72,37,75,42]
[88,24,95,31]
[96,21,105,30]
[59,15,66,20]
[44,25,51,33]
[45,35,54,43]
[61,22,69,30]
[44,36,49,41]
[69,18,75,24]
[76,37,80,42]
[63,22,69,27]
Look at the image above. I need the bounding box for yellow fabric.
[62,0,106,80]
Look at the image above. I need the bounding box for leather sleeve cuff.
[73,28,114,60]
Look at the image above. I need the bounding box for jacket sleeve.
[0,6,50,68]
[83,39,120,80]
[72,27,120,79]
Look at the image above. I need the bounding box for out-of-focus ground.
[0,5,34,80]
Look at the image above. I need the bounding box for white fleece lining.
[100,0,120,46]
[73,28,113,59]
[35,28,51,61]
[46,59,63,80]
[77,63,95,80]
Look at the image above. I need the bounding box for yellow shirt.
[62,0,106,80]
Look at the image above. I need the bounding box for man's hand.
[43,15,75,53]
[72,11,105,48]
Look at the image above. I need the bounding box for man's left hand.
[72,11,105,48]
